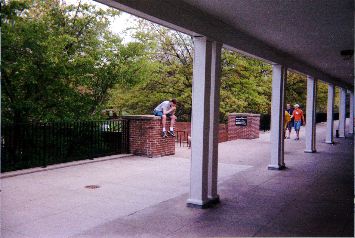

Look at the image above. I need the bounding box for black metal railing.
[175,130,190,147]
[1,119,129,172]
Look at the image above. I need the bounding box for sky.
[65,0,138,42]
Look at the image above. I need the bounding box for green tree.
[220,49,272,121]
[107,20,194,120]
[286,72,336,114]
[107,21,273,122]
[285,71,307,109]
[1,0,144,123]
[317,80,329,113]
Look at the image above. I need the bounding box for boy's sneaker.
[162,131,168,138]
[168,130,175,137]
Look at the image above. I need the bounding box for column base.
[268,164,286,170]
[186,197,219,209]
[325,141,334,144]
[207,195,220,205]
[304,149,317,153]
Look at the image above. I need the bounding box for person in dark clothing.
[286,103,294,139]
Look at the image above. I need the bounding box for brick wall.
[175,122,191,135]
[175,122,191,142]
[219,124,228,143]
[227,113,260,140]
[122,115,175,157]
[122,113,259,158]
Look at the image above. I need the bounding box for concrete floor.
[1,120,353,237]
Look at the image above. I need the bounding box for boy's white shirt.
[155,101,172,114]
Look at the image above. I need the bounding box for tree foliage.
[1,0,145,123]
[106,20,194,119]
[107,21,273,122]
[220,50,272,121]
[2,1,333,124]
[286,72,339,113]
[285,71,307,110]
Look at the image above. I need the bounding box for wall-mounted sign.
[235,116,247,126]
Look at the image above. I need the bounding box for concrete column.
[338,88,346,138]
[325,84,335,144]
[268,64,286,170]
[187,36,212,208]
[305,76,317,153]
[208,41,222,203]
[349,91,354,134]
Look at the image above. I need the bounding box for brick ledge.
[121,115,161,120]
[228,113,260,117]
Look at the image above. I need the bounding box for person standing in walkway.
[286,103,294,139]
[153,99,177,138]
[292,104,305,140]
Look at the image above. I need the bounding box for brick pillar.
[227,113,260,140]
[122,115,175,157]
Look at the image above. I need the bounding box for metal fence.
[175,130,190,147]
[1,119,129,172]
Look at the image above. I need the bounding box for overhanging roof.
[96,0,354,90]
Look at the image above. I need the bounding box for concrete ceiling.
[96,0,354,90]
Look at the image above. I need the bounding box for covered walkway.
[97,0,354,211]
[1,120,353,237]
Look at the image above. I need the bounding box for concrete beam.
[349,91,354,134]
[187,36,211,208]
[305,76,317,153]
[208,41,222,203]
[268,64,286,170]
[338,88,347,137]
[325,83,335,144]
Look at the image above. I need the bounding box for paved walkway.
[1,120,353,237]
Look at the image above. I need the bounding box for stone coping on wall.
[228,113,261,117]
[121,115,161,120]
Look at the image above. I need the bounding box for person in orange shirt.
[291,104,305,140]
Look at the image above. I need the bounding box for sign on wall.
[235,116,247,126]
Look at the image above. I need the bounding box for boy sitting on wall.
[153,99,177,138]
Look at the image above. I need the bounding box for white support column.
[325,83,335,144]
[208,42,222,203]
[349,91,354,134]
[268,64,286,170]
[187,36,212,208]
[338,88,346,138]
[305,76,317,153]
